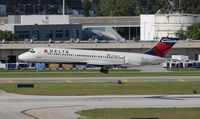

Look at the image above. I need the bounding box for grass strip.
[0,82,199,95]
[1,70,200,77]
[77,108,200,119]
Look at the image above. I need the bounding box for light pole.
[179,0,181,12]
[23,4,31,15]
[136,27,137,41]
[43,5,54,15]
[38,0,40,14]
[167,15,170,37]
[128,21,131,40]
[63,0,65,15]
[33,5,37,14]
[23,4,26,15]
[113,20,117,31]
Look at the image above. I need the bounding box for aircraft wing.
[86,61,121,66]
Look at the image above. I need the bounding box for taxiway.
[0,90,200,119]
[0,76,200,83]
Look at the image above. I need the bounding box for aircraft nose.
[18,53,27,61]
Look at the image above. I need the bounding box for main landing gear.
[100,66,109,74]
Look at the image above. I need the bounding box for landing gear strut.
[100,66,109,74]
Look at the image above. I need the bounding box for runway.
[1,90,200,119]
[0,76,200,83]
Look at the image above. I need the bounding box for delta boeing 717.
[18,37,178,74]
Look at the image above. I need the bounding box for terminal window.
[46,30,54,39]
[55,30,63,38]
[15,31,30,39]
[65,30,70,39]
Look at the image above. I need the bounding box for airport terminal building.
[1,15,82,41]
[14,24,82,41]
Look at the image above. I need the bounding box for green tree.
[96,0,139,16]
[95,0,200,16]
[186,23,200,40]
[139,0,167,14]
[140,0,200,14]
[0,30,17,41]
[169,0,200,14]
[82,0,91,16]
[176,29,186,40]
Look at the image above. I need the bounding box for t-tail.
[144,37,178,57]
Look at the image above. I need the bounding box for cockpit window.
[28,49,35,53]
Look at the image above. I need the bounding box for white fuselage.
[18,48,165,67]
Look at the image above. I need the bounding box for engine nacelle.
[125,56,143,66]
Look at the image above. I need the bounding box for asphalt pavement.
[1,90,200,119]
[0,76,199,83]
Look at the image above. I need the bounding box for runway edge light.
[123,80,129,84]
[7,80,14,84]
[65,80,72,84]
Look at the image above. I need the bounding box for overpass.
[0,16,140,28]
[1,41,200,50]
[70,16,140,28]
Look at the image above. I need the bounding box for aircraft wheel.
[100,68,109,74]
[103,69,109,74]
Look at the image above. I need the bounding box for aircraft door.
[35,49,42,59]
[123,56,126,63]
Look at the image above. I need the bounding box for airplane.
[18,37,178,74]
